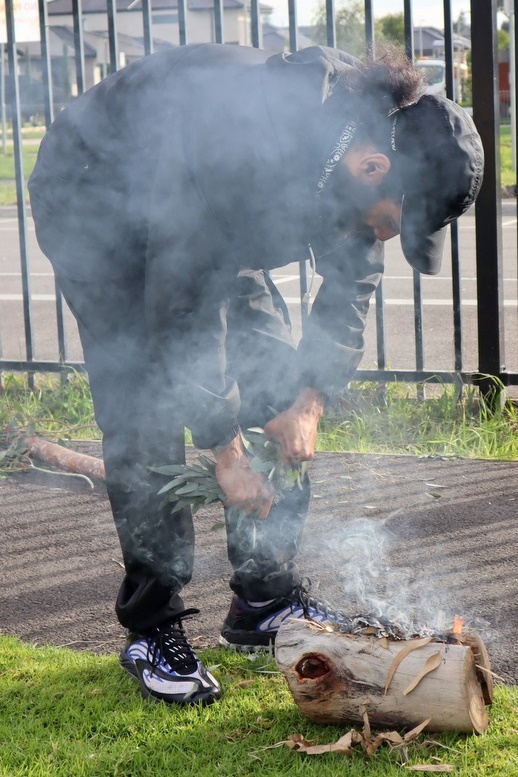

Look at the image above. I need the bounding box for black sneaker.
[219,583,348,652]
[120,608,221,705]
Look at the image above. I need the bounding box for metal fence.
[1,0,516,397]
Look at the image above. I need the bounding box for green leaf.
[240,434,252,452]
[197,455,217,471]
[211,521,226,531]
[157,479,188,495]
[174,483,205,495]
[171,500,190,514]
[149,465,188,476]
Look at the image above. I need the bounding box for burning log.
[275,618,492,734]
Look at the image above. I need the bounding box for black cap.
[390,95,484,275]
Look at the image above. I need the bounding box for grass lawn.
[500,123,515,188]
[2,372,518,463]
[0,635,516,777]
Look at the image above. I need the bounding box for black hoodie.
[29,43,385,449]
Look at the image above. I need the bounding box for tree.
[375,13,405,48]
[312,2,405,56]
[312,0,367,57]
[454,10,468,36]
[498,28,510,52]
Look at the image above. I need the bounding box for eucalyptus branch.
[151,428,307,514]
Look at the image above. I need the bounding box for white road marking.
[0,224,35,231]
[282,297,517,307]
[273,274,517,283]
[0,272,54,277]
[0,294,56,301]
[1,293,516,306]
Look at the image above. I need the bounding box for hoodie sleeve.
[295,229,384,399]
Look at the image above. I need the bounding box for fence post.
[471,0,506,407]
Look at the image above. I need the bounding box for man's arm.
[265,230,384,462]
[264,387,325,464]
[212,435,274,519]
[296,229,384,399]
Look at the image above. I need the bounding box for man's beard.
[317,163,398,238]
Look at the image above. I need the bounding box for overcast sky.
[266,0,473,29]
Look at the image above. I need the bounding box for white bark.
[275,619,491,733]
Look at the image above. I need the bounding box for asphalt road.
[1,443,517,687]
[0,202,517,375]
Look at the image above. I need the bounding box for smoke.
[27,44,468,629]
[321,511,493,639]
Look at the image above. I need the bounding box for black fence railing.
[0,0,516,396]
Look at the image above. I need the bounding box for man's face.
[321,152,402,240]
[363,199,402,242]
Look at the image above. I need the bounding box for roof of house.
[17,25,97,57]
[262,23,316,53]
[86,28,175,55]
[47,0,271,14]
[414,25,471,52]
[16,25,175,58]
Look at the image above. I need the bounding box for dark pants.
[29,145,310,632]
[53,270,309,632]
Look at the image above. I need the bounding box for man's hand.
[213,435,274,519]
[264,388,326,464]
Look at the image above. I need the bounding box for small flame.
[452,615,465,638]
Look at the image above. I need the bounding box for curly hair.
[338,42,427,153]
[360,41,426,110]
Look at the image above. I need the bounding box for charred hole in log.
[295,653,330,680]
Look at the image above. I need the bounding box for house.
[47,0,273,51]
[10,24,177,117]
[262,23,315,54]
[9,0,316,116]
[413,25,471,59]
[414,26,471,102]
[40,0,317,96]
[8,26,97,119]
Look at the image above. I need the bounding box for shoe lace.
[292,580,350,628]
[147,608,200,674]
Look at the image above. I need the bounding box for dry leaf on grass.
[404,766,454,772]
[234,679,257,689]
[403,652,442,696]
[282,731,363,755]
[384,637,433,694]
[362,730,405,757]
[271,712,433,759]
[403,719,433,742]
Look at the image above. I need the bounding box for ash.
[323,612,453,642]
